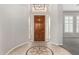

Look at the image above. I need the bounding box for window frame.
[64,15,74,33]
[63,11,79,37]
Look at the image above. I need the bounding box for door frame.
[30,14,50,42]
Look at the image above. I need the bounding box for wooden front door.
[34,15,45,41]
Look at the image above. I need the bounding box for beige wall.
[0,4,30,54]
[0,4,63,54]
[49,4,63,45]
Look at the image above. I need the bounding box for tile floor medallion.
[26,46,54,55]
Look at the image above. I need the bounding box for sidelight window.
[64,16,73,33]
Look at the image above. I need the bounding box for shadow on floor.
[60,45,79,55]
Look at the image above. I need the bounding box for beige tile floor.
[7,41,71,55]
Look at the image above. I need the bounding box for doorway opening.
[34,15,45,41]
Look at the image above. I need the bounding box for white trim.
[48,15,50,40]
[29,16,31,40]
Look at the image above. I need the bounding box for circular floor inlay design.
[26,46,54,55]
